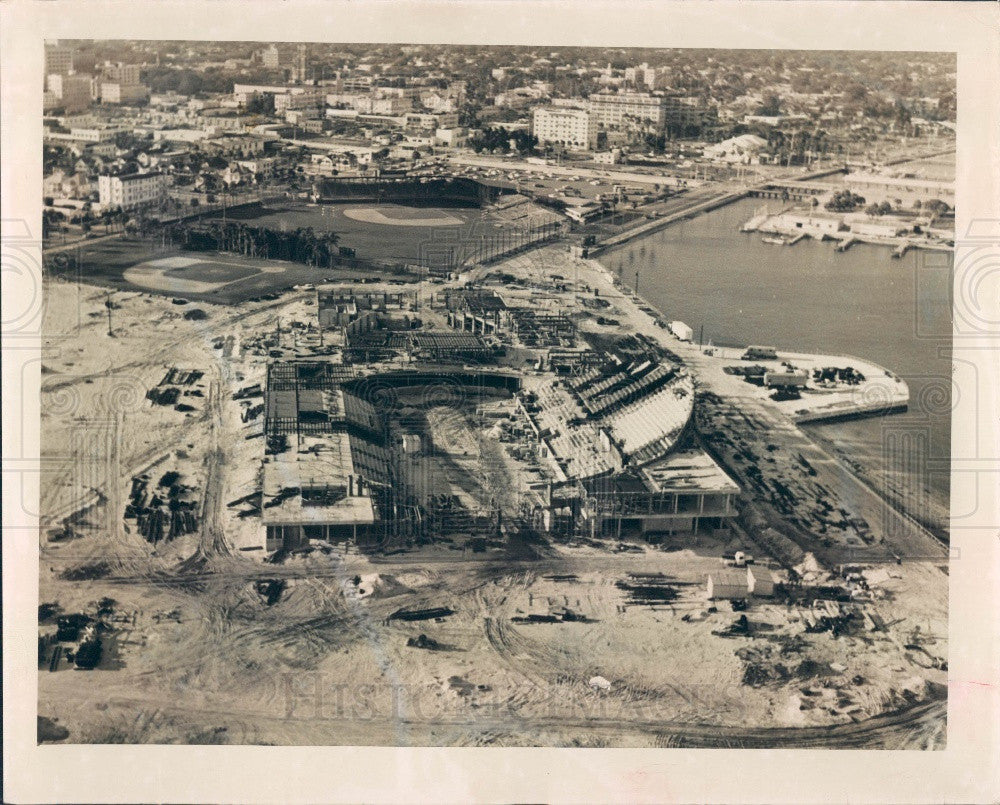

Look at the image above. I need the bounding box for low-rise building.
[842,172,954,209]
[97,171,167,211]
[43,170,92,200]
[769,211,843,236]
[845,214,908,238]
[707,569,750,600]
[593,148,624,164]
[199,134,266,158]
[434,127,468,148]
[747,566,775,597]
[703,134,768,164]
[100,81,149,105]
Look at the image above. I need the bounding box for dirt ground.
[37,247,947,748]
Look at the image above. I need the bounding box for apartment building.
[532,106,598,151]
[98,171,167,211]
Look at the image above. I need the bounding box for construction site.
[37,187,949,748]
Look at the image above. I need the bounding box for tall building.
[102,62,142,86]
[98,172,167,211]
[44,45,75,80]
[294,44,308,82]
[532,106,598,151]
[95,62,148,105]
[663,94,718,136]
[588,91,668,131]
[262,44,281,69]
[624,63,672,90]
[47,73,92,113]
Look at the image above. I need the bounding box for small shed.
[670,321,694,342]
[747,566,775,597]
[707,569,749,600]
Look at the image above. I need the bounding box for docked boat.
[761,235,786,245]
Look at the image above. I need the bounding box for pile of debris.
[124,470,199,543]
[389,606,454,622]
[146,386,180,406]
[615,572,685,607]
[159,368,204,386]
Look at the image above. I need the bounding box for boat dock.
[835,237,858,252]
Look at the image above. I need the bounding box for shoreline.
[578,250,947,551]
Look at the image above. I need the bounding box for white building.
[532,106,597,151]
[624,63,671,90]
[100,82,149,105]
[769,211,843,236]
[588,91,667,130]
[274,88,324,113]
[845,214,908,238]
[707,570,749,601]
[98,172,167,211]
[434,127,468,148]
[262,45,281,69]
[703,134,768,164]
[747,567,775,597]
[842,173,954,209]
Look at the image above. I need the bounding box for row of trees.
[168,221,342,266]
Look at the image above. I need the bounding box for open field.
[45,236,407,304]
[206,201,507,266]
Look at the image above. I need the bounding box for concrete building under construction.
[261,360,523,552]
[262,362,399,551]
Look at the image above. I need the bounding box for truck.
[742,345,778,361]
[764,370,809,389]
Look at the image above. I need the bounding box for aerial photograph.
[38,41,954,748]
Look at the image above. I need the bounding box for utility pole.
[634,270,639,296]
[105,291,113,337]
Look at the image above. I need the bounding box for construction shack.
[747,566,775,597]
[707,569,749,601]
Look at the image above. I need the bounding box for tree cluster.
[168,221,341,266]
[469,126,538,155]
[825,190,866,212]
